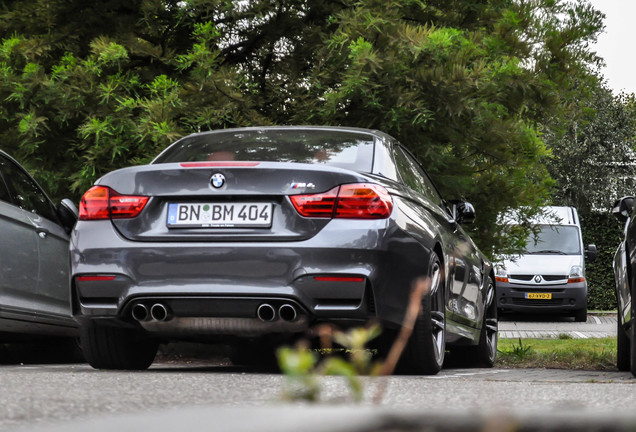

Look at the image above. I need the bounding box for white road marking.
[573,331,589,339]
[428,369,512,379]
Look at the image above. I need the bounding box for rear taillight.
[79,186,149,220]
[291,183,393,219]
[290,186,339,218]
[336,184,393,219]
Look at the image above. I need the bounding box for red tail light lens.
[79,186,149,220]
[291,183,393,219]
[314,276,365,282]
[76,275,116,282]
[79,186,109,220]
[335,184,393,219]
[290,186,339,217]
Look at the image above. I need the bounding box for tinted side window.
[393,146,444,207]
[0,157,13,204]
[1,157,57,221]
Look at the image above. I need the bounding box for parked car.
[0,150,79,342]
[612,196,636,376]
[495,206,596,321]
[70,126,498,373]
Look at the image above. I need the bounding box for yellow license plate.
[525,292,552,300]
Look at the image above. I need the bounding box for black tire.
[80,322,158,370]
[617,311,630,371]
[400,254,446,375]
[574,308,587,323]
[451,277,498,368]
[231,339,279,372]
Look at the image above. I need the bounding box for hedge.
[580,212,624,311]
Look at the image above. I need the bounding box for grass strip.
[496,337,617,370]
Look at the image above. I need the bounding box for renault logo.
[534,275,542,283]
[211,173,225,189]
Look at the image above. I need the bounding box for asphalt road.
[4,362,636,432]
[1,314,632,432]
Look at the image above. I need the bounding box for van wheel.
[573,308,587,323]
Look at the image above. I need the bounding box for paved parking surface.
[499,314,616,339]
[2,313,628,431]
[8,364,636,432]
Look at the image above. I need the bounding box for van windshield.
[525,225,581,255]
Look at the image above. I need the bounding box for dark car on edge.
[70,126,498,374]
[612,196,636,376]
[0,150,78,343]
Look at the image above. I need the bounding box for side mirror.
[57,198,79,234]
[612,196,634,224]
[585,244,597,262]
[453,201,476,225]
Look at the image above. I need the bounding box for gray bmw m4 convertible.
[70,126,497,373]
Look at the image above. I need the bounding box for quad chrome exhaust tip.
[131,303,150,322]
[278,304,297,322]
[150,303,171,321]
[256,303,276,322]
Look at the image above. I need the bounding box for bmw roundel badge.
[211,173,226,189]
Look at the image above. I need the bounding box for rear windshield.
[525,225,582,255]
[153,129,375,172]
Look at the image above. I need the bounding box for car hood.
[501,254,583,276]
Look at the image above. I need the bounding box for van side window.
[393,146,444,207]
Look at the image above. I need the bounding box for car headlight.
[568,265,585,283]
[495,265,509,283]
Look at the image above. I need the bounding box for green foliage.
[497,337,617,370]
[580,212,623,310]
[546,88,636,214]
[277,324,382,402]
[277,0,604,255]
[0,1,269,199]
[277,346,321,402]
[0,0,614,257]
[498,338,534,360]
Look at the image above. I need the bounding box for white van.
[495,206,597,321]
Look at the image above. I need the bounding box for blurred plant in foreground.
[277,277,431,403]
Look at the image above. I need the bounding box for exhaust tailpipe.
[256,303,276,322]
[150,303,171,321]
[279,304,297,322]
[131,303,149,322]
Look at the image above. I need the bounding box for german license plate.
[524,292,552,300]
[167,202,272,228]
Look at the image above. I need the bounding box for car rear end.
[70,128,428,343]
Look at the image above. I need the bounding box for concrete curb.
[16,405,636,432]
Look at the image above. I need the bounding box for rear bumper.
[496,281,587,314]
[70,218,432,337]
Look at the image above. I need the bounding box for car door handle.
[35,227,49,239]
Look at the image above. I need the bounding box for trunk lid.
[99,162,374,242]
